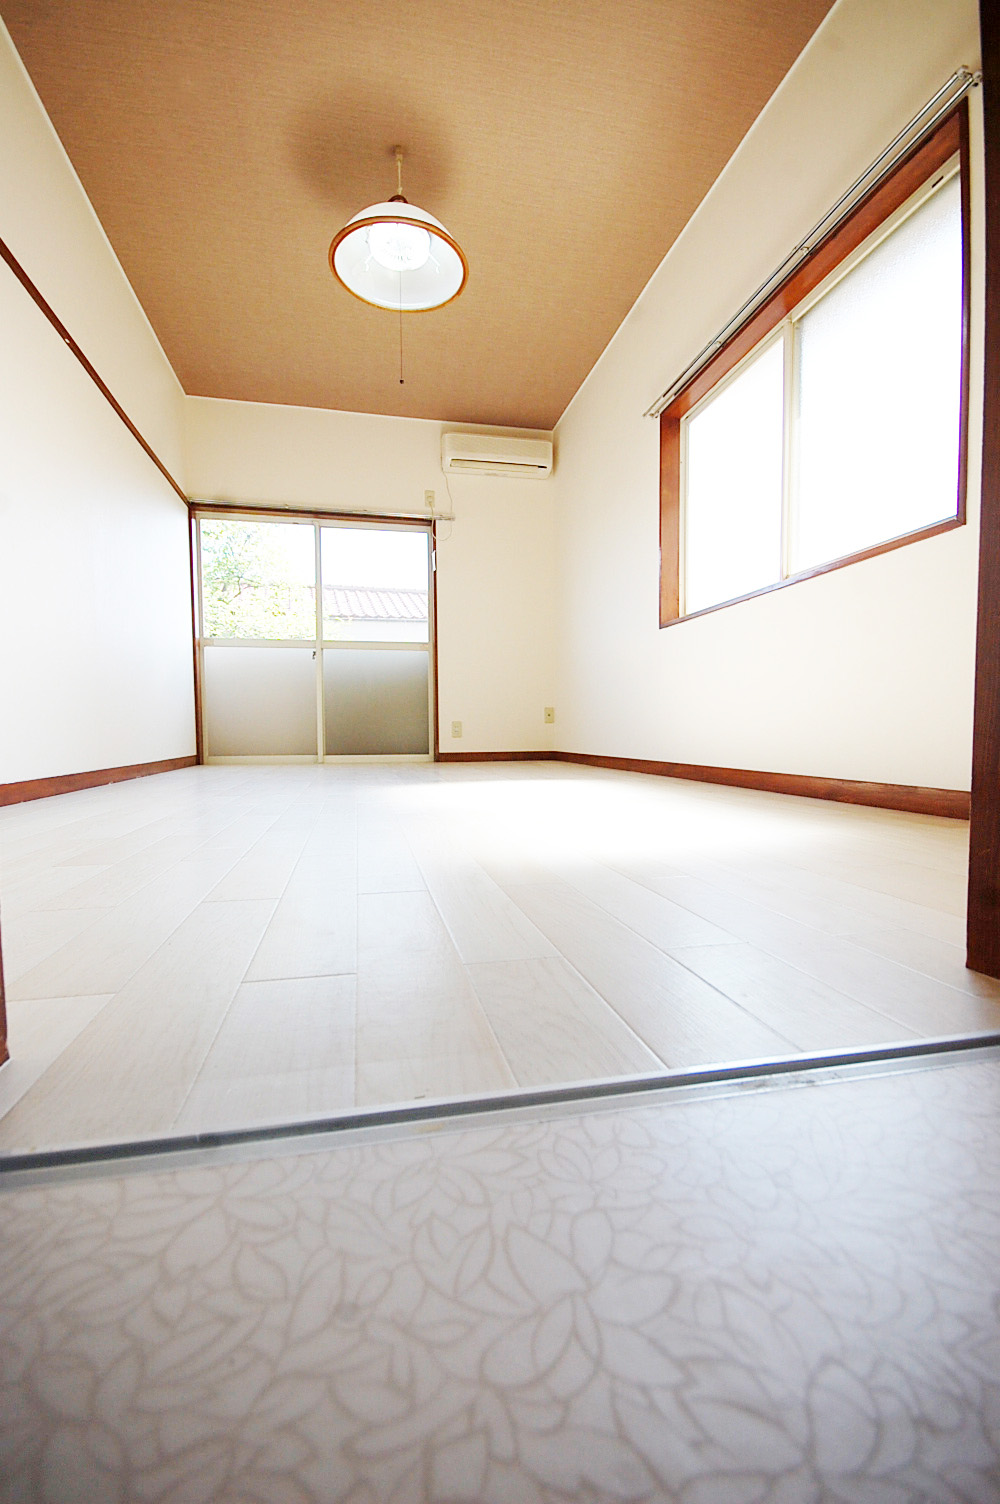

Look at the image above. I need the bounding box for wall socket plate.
[451,720,462,738]
[544,707,555,724]
[425,490,435,509]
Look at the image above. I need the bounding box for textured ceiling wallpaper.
[1,0,835,426]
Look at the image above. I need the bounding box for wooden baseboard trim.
[436,750,558,763]
[555,752,970,819]
[434,748,968,817]
[0,755,198,807]
[2,749,965,819]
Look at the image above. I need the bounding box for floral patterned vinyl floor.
[2,1052,1000,1503]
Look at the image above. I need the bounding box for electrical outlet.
[425,489,435,509]
[544,707,555,724]
[451,720,462,738]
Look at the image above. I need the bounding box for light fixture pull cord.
[396,150,405,382]
[399,284,405,385]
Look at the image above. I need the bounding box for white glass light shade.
[329,201,467,311]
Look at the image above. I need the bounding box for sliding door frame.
[191,504,437,764]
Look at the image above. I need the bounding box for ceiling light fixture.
[329,146,468,313]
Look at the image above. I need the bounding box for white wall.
[0,20,195,783]
[184,398,557,754]
[553,0,983,790]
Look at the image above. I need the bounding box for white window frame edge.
[780,322,797,582]
[788,155,960,327]
[679,326,788,616]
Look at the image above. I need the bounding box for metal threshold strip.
[2,1031,999,1185]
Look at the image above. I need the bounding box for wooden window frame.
[660,101,972,627]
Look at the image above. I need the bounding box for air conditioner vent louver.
[441,432,553,478]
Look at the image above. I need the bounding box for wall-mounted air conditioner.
[441,432,553,478]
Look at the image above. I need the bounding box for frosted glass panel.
[324,650,429,755]
[322,526,429,642]
[201,519,316,638]
[792,175,963,573]
[684,338,784,613]
[203,647,317,756]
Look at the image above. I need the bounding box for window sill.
[660,513,965,628]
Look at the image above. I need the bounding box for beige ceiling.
[3,0,835,430]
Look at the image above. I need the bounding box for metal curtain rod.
[644,66,981,420]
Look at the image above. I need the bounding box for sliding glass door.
[199,518,318,758]
[196,514,432,761]
[321,525,430,755]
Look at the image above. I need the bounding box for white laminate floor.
[0,761,997,1152]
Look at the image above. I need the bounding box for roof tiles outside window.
[323,586,428,623]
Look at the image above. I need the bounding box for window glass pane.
[683,338,784,614]
[324,649,429,754]
[791,174,963,574]
[321,526,429,642]
[202,646,317,755]
[200,519,316,639]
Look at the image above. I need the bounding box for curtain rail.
[644,66,980,420]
